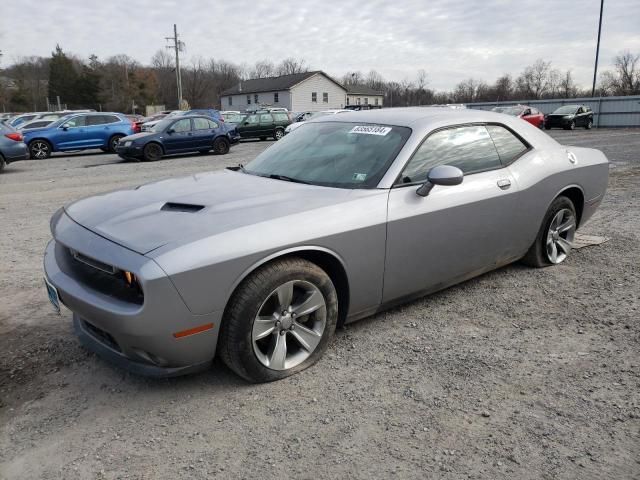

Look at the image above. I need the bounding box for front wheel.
[522,196,577,267]
[218,258,338,383]
[213,137,230,155]
[108,135,124,153]
[0,155,5,172]
[29,140,52,159]
[585,119,593,130]
[142,142,163,162]
[274,128,284,141]
[566,121,575,131]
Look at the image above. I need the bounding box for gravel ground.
[1,130,639,479]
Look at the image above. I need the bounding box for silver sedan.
[43,108,609,382]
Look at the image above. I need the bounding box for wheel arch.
[28,137,54,150]
[224,246,351,327]
[144,140,166,154]
[555,185,585,227]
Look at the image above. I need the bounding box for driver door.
[163,118,194,152]
[55,115,88,150]
[383,124,521,303]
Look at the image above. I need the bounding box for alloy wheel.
[31,141,49,159]
[274,129,284,140]
[252,280,327,370]
[546,208,576,264]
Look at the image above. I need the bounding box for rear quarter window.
[486,125,529,166]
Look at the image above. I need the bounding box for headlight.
[124,141,132,147]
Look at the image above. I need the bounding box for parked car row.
[491,104,594,130]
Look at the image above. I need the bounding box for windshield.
[223,113,245,123]
[150,118,175,132]
[500,106,525,116]
[553,106,579,115]
[244,122,411,189]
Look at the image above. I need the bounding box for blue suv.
[23,113,134,159]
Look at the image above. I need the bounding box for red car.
[492,105,545,129]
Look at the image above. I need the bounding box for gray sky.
[2,0,639,90]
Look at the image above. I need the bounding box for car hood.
[64,170,358,255]
[121,132,157,142]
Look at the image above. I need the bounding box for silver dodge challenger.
[43,108,609,382]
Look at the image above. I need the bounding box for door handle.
[497,179,511,190]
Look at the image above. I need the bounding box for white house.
[220,71,347,112]
[346,86,384,108]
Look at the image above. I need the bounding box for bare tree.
[559,70,578,98]
[248,60,275,79]
[276,58,308,76]
[516,59,552,99]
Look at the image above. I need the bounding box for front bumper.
[545,117,572,128]
[115,144,143,159]
[44,212,223,377]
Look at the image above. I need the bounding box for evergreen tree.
[48,45,78,107]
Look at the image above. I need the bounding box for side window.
[171,119,192,133]
[245,115,259,125]
[254,94,259,104]
[486,125,529,166]
[259,114,273,123]
[228,97,232,106]
[399,125,501,184]
[273,113,288,122]
[64,116,87,128]
[577,107,583,114]
[193,117,214,130]
[86,115,104,126]
[274,92,279,103]
[311,92,317,102]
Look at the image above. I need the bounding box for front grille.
[82,320,122,352]
[56,243,144,305]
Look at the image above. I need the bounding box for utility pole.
[591,0,604,97]
[166,24,184,109]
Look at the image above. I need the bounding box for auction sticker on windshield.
[349,125,392,136]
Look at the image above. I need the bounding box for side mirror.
[166,128,175,134]
[243,121,249,125]
[416,165,464,197]
[62,125,69,131]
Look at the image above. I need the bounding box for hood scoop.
[161,202,205,213]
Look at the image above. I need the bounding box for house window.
[364,98,368,105]
[247,95,251,105]
[274,92,279,103]
[346,97,350,105]
[228,97,232,106]
[375,98,379,105]
[356,98,361,105]
[254,94,259,104]
[323,92,328,103]
[312,92,317,102]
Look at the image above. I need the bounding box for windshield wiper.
[268,174,310,184]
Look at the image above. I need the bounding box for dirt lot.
[1,130,639,479]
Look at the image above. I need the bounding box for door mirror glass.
[416,165,464,197]
[166,128,175,134]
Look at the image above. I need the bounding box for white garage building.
[220,71,347,112]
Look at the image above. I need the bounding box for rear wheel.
[213,137,230,155]
[522,196,577,267]
[142,142,163,162]
[218,258,338,383]
[274,128,284,141]
[29,140,52,159]
[108,134,124,153]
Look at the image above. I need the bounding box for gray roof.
[346,85,384,96]
[221,71,345,96]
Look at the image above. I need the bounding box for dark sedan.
[116,115,240,161]
[545,105,593,130]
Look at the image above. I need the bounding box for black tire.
[29,139,52,159]
[259,136,267,141]
[213,137,230,155]
[521,196,577,268]
[0,154,5,172]
[218,258,338,383]
[545,125,551,130]
[538,121,544,129]
[274,128,284,141]
[565,121,575,131]
[142,142,163,162]
[585,119,593,130]
[108,134,125,153]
